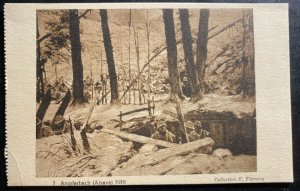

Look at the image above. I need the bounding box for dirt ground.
[36,93,256,177]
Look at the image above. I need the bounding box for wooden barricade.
[118,97,155,129]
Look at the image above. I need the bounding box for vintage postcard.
[5,3,292,186]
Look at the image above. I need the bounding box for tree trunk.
[36,14,44,103]
[69,9,85,104]
[196,9,209,92]
[248,11,255,97]
[146,10,151,101]
[36,89,52,121]
[179,9,203,100]
[128,10,132,104]
[100,9,119,103]
[36,88,52,138]
[54,63,58,81]
[163,9,184,100]
[133,27,142,104]
[54,89,71,118]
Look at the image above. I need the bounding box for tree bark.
[133,27,142,104]
[146,10,151,100]
[196,9,209,92]
[163,9,184,100]
[100,9,119,103]
[36,89,52,121]
[179,9,203,100]
[69,10,85,104]
[128,10,132,104]
[36,88,52,138]
[54,89,71,117]
[36,13,44,102]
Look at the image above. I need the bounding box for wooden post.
[88,48,94,99]
[146,10,151,101]
[152,96,155,115]
[119,111,123,130]
[69,117,78,153]
[133,80,136,104]
[148,99,151,116]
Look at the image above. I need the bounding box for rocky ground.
[36,93,256,177]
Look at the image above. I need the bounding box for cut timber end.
[100,128,177,148]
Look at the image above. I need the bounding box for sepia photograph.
[35,8,257,177]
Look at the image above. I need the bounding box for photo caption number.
[115,180,126,185]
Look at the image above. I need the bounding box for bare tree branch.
[78,9,92,20]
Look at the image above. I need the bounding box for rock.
[213,148,232,158]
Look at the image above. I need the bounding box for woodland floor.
[36,93,257,177]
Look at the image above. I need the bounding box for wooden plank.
[100,128,177,148]
[119,107,150,116]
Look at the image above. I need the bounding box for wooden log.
[111,137,215,176]
[119,107,151,117]
[140,137,214,166]
[100,128,177,148]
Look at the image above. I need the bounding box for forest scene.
[36,8,256,177]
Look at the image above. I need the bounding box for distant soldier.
[185,121,200,142]
[194,120,210,139]
[181,73,191,97]
[151,121,175,143]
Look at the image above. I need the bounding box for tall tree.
[133,27,142,104]
[100,9,119,103]
[36,13,44,102]
[128,10,132,104]
[196,9,209,92]
[146,10,151,100]
[69,9,85,104]
[243,10,255,97]
[163,9,184,100]
[179,9,203,100]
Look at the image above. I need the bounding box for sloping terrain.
[37,94,256,177]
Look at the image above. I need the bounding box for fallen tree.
[143,137,214,165]
[100,128,177,148]
[111,137,215,176]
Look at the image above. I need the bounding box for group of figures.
[151,120,211,144]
